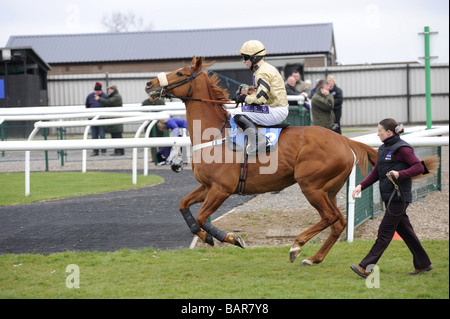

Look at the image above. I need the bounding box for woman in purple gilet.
[350,118,433,278]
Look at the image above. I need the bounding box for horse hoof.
[301,259,314,266]
[289,246,301,263]
[234,236,246,249]
[205,233,214,246]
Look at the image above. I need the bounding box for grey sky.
[1,0,448,65]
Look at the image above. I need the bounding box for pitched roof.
[6,23,334,64]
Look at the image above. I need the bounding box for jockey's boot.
[233,114,267,155]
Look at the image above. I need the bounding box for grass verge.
[0,172,163,206]
[0,240,447,299]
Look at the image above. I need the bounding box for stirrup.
[246,136,267,155]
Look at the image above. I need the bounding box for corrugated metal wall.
[48,63,449,130]
[304,63,449,125]
[48,72,158,106]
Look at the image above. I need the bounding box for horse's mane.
[205,72,229,101]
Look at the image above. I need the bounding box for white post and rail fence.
[1,102,448,242]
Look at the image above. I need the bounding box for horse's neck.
[185,100,227,145]
[185,75,228,144]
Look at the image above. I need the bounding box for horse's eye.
[176,72,183,77]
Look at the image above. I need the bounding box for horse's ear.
[192,56,203,72]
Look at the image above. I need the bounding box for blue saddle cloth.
[228,117,288,152]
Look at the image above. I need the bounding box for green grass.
[0,172,163,206]
[0,240,447,299]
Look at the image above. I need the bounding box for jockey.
[231,40,289,155]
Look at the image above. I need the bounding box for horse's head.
[145,56,204,101]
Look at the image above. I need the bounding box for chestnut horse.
[145,56,377,265]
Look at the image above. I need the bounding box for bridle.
[147,65,232,151]
[150,65,203,101]
[147,66,235,105]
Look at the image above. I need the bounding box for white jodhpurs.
[229,105,289,126]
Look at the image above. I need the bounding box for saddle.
[227,117,289,195]
[228,117,289,153]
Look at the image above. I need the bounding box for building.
[6,23,336,81]
[0,47,51,137]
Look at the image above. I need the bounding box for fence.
[2,104,448,240]
[1,98,305,196]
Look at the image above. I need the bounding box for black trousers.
[360,201,432,270]
[333,108,342,134]
[110,132,124,154]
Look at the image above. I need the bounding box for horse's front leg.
[179,185,214,246]
[196,185,246,249]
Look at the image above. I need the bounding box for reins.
[386,172,407,216]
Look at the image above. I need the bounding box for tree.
[101,11,153,32]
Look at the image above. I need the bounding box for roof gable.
[6,23,334,64]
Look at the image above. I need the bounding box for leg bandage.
[201,222,227,242]
[181,209,201,234]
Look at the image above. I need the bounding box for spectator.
[309,78,321,98]
[290,70,310,97]
[156,118,188,168]
[142,97,166,106]
[285,76,300,95]
[304,79,312,92]
[142,97,166,162]
[95,85,124,156]
[85,81,107,156]
[285,76,300,106]
[327,75,343,134]
[310,80,335,130]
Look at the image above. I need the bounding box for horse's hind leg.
[290,187,345,264]
[303,214,346,265]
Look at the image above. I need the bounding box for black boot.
[110,149,124,156]
[233,114,267,155]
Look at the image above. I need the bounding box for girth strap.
[237,138,249,195]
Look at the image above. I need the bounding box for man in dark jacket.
[95,85,124,156]
[85,82,107,156]
[327,75,343,134]
[285,76,300,106]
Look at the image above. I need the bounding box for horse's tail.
[346,138,378,177]
[413,155,440,180]
[346,138,440,180]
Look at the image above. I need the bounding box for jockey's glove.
[233,94,247,104]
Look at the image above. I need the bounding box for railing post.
[346,166,356,243]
